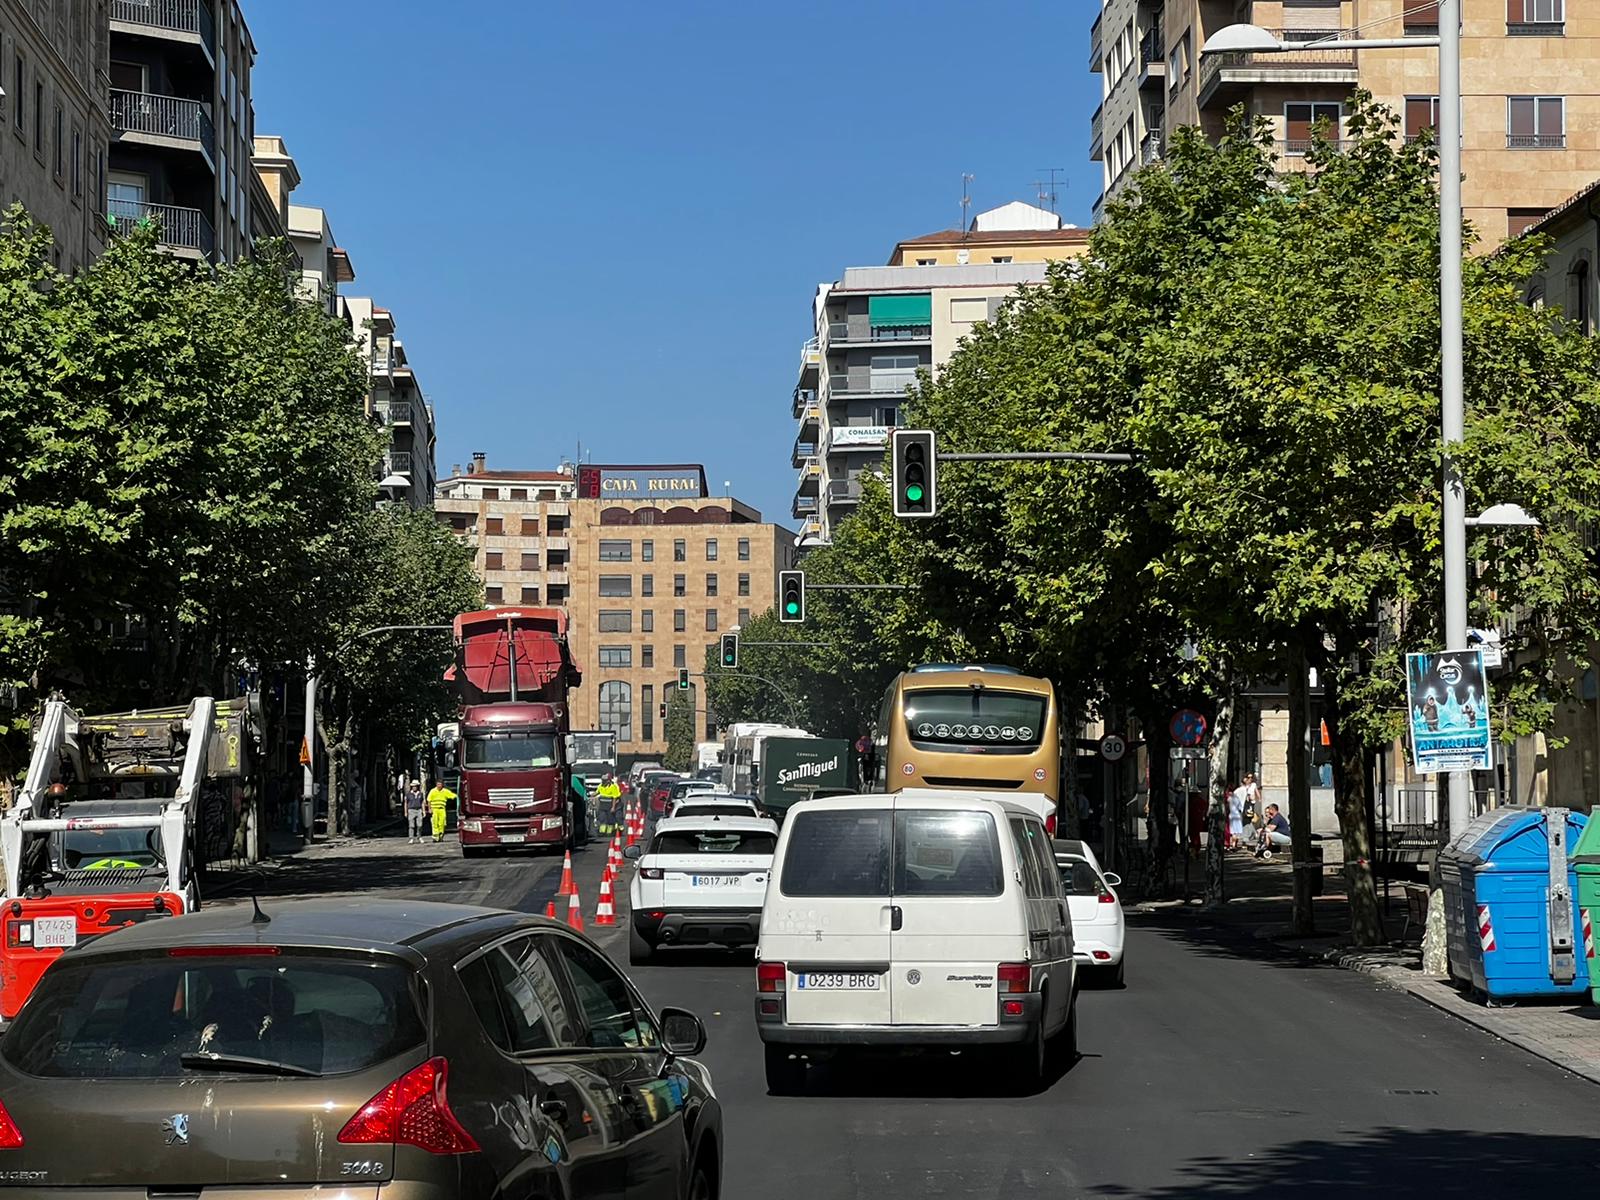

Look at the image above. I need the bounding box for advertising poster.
[1406,649,1492,773]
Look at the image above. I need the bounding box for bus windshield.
[903,689,1047,752]
[465,734,557,769]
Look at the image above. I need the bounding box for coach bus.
[871,664,1060,803]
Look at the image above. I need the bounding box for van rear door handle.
[890,905,903,931]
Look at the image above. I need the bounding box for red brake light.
[1099,891,1117,904]
[339,1057,480,1155]
[168,946,281,957]
[0,1099,24,1149]
[997,962,1030,994]
[1045,815,1057,836]
[757,961,786,993]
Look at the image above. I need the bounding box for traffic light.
[720,632,739,669]
[677,667,690,690]
[778,570,805,624]
[659,703,667,720]
[892,429,937,518]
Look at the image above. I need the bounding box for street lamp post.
[1201,4,1467,835]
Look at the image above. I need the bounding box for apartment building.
[345,296,438,510]
[1090,1,1600,241]
[436,458,794,762]
[0,0,112,272]
[794,202,1090,544]
[108,0,255,262]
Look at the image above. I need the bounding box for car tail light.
[757,961,786,994]
[1099,891,1117,904]
[640,868,664,880]
[1092,950,1112,961]
[996,962,1030,994]
[339,1057,480,1155]
[1045,814,1057,836]
[0,1099,24,1149]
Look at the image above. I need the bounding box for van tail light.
[0,1099,24,1149]
[1045,814,1057,836]
[757,961,786,994]
[1099,891,1117,904]
[639,868,664,880]
[339,1057,480,1155]
[997,962,1031,994]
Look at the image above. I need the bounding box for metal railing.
[1140,132,1163,164]
[110,90,215,157]
[826,479,863,505]
[111,0,215,49]
[105,197,215,257]
[828,322,931,344]
[1507,20,1563,36]
[792,438,817,463]
[373,400,413,427]
[384,451,412,476]
[1277,137,1349,157]
[1140,29,1165,68]
[792,495,819,514]
[1507,133,1565,149]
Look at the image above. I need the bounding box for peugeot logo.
[906,969,922,985]
[163,1114,189,1146]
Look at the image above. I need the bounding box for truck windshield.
[60,826,163,870]
[570,734,614,761]
[465,734,556,769]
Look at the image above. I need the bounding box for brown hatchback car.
[0,899,722,1198]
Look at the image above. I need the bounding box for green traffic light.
[785,601,799,615]
[905,484,924,503]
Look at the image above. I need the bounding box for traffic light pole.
[700,668,804,727]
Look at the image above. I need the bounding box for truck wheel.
[629,924,656,965]
[764,1044,805,1095]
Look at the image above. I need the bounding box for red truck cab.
[455,702,573,854]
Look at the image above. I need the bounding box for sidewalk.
[1141,850,1600,1087]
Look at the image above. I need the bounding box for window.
[550,938,654,1050]
[1405,1,1440,31]
[991,255,1013,264]
[598,681,633,743]
[520,552,541,571]
[641,646,654,670]
[480,487,501,500]
[641,539,654,562]
[12,53,21,131]
[1508,96,1565,148]
[641,573,654,597]
[485,517,504,535]
[598,610,632,633]
[641,609,654,632]
[737,573,751,597]
[673,645,686,669]
[484,551,504,570]
[673,539,686,562]
[705,573,718,597]
[705,610,718,632]
[1567,258,1592,333]
[916,257,936,266]
[508,488,528,501]
[465,936,577,1054]
[1508,0,1563,33]
[895,811,1003,897]
[738,538,750,561]
[706,539,718,561]
[598,575,633,597]
[520,585,541,604]
[1284,102,1342,154]
[71,125,81,196]
[34,78,43,150]
[780,810,892,897]
[1508,208,1546,238]
[52,103,62,176]
[485,585,504,604]
[599,540,632,562]
[674,574,686,597]
[673,609,686,632]
[1405,96,1440,142]
[642,684,654,740]
[597,646,633,668]
[520,516,540,536]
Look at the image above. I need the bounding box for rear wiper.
[180,1052,320,1078]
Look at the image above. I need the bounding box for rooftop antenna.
[1034,167,1067,215]
[250,894,271,925]
[960,173,974,236]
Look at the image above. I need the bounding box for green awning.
[869,294,931,327]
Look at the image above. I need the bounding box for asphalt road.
[224,827,1600,1198]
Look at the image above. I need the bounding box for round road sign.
[1099,734,1127,762]
[1171,708,1208,748]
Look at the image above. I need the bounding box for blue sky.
[247,1,1101,527]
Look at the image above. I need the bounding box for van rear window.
[895,811,1002,896]
[780,811,891,896]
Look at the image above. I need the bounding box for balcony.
[826,478,863,507]
[105,197,214,259]
[384,451,412,477]
[110,0,215,58]
[792,493,819,518]
[545,536,570,554]
[1140,130,1163,165]
[796,398,821,430]
[1508,134,1565,150]
[826,322,931,347]
[1139,29,1166,90]
[830,372,918,399]
[370,338,396,377]
[792,434,817,468]
[791,386,818,419]
[1196,30,1357,112]
[1090,11,1103,72]
[1276,137,1349,160]
[798,337,820,382]
[373,399,413,428]
[1090,102,1104,162]
[797,462,820,494]
[110,89,216,163]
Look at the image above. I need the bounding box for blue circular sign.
[1171,709,1207,748]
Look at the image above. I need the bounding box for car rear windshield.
[1060,859,1108,897]
[2,952,426,1079]
[653,830,776,856]
[780,810,892,896]
[672,804,754,820]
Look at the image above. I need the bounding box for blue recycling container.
[1439,806,1589,1002]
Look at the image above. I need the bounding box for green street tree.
[663,689,695,773]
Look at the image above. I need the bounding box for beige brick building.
[437,458,794,762]
[1091,0,1600,242]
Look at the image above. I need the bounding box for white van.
[754,788,1077,1093]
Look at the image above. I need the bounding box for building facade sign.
[830,425,891,449]
[578,466,707,500]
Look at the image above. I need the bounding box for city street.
[217,827,1600,1199]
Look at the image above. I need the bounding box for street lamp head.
[1468,502,1540,528]
[379,473,411,490]
[1200,23,1284,55]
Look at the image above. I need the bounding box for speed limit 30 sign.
[1099,734,1127,762]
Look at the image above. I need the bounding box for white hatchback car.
[625,814,779,964]
[1055,850,1125,986]
[666,793,761,821]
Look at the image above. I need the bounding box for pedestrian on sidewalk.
[426,778,456,843]
[1226,783,1245,850]
[404,781,425,844]
[1255,803,1291,859]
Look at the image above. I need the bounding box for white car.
[667,793,761,821]
[1055,850,1125,986]
[626,814,779,964]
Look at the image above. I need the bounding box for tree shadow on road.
[1089,1129,1597,1199]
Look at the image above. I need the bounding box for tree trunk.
[1205,664,1234,908]
[1324,664,1385,946]
[1285,641,1315,936]
[1143,707,1174,900]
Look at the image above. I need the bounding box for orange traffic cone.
[566,886,584,932]
[595,875,616,926]
[544,900,557,919]
[557,850,575,897]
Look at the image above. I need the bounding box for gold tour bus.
[871,664,1061,804]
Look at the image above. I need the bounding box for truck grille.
[487,788,540,807]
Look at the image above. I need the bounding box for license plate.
[500,833,525,844]
[795,972,879,990]
[34,916,77,949]
[691,875,740,887]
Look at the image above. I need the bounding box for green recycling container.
[1576,815,1600,1006]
